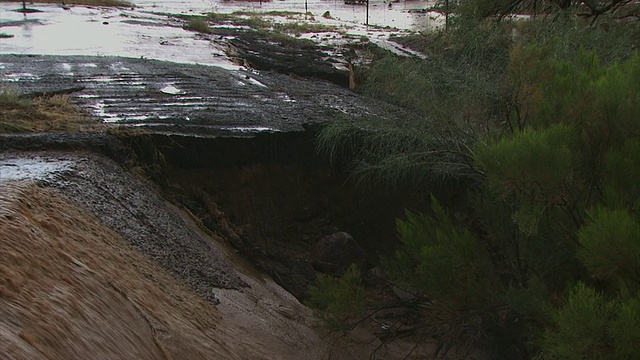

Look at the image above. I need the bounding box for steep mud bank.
[0,144,447,360]
[121,128,465,299]
[0,181,313,359]
[1,152,352,359]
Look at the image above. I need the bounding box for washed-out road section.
[1,54,415,136]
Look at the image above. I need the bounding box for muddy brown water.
[0,0,441,61]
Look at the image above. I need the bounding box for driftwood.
[20,86,85,99]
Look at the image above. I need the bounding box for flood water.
[0,0,442,67]
[0,157,72,181]
[0,0,438,130]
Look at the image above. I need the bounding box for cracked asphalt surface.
[0,54,417,136]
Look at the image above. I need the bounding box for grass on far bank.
[2,0,134,7]
[0,87,98,133]
[204,11,340,35]
[183,16,212,34]
[179,11,340,37]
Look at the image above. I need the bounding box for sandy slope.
[0,156,330,359]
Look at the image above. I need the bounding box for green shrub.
[609,298,640,359]
[184,17,211,34]
[542,284,640,360]
[387,198,496,308]
[475,124,577,201]
[306,265,365,330]
[578,207,640,287]
[542,283,618,360]
[315,9,640,358]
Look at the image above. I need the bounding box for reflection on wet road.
[0,5,240,68]
[0,54,419,135]
[0,0,441,66]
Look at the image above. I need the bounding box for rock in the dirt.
[311,232,365,275]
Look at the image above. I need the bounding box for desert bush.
[386,198,496,308]
[184,16,212,34]
[316,11,640,358]
[306,265,365,331]
[541,283,640,360]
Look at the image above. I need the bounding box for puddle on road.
[220,126,280,132]
[0,4,241,70]
[0,157,73,181]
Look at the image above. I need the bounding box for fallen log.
[20,86,86,99]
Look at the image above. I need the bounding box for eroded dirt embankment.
[120,128,463,299]
[0,151,335,360]
[0,125,461,359]
[1,146,433,360]
[0,181,235,360]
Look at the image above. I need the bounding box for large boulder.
[311,232,365,275]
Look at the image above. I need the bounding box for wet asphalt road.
[1,54,416,136]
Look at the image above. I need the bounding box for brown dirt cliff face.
[0,181,330,359]
[0,181,239,359]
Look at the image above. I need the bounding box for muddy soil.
[0,154,324,359]
[225,30,352,87]
[0,147,445,360]
[1,150,246,298]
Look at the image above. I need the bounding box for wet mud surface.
[0,148,438,360]
[226,31,352,88]
[0,167,335,360]
[0,54,419,135]
[0,151,246,299]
